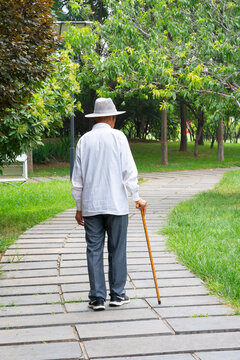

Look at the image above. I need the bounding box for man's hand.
[136,199,147,216]
[75,210,84,226]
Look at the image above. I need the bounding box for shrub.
[33,137,71,164]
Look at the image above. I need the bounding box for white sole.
[90,306,105,311]
[88,304,105,311]
[109,299,130,307]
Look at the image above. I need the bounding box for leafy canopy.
[0,49,81,166]
[0,0,60,116]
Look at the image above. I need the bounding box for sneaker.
[88,298,105,311]
[109,294,130,307]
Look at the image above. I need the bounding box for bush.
[33,137,71,164]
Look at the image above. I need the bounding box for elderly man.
[71,98,147,311]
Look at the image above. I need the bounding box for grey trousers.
[83,214,128,301]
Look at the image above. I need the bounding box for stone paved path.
[0,168,240,360]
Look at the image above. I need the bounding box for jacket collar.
[92,123,111,130]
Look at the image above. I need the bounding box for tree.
[53,0,108,22]
[0,0,60,118]
[0,49,81,166]
[63,0,240,163]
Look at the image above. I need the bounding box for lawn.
[0,181,75,256]
[30,141,240,177]
[162,170,240,310]
[131,141,240,172]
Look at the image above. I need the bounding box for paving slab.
[133,278,202,288]
[127,246,167,251]
[127,263,188,271]
[154,305,234,318]
[10,243,64,248]
[0,274,89,287]
[196,350,240,360]
[5,248,87,256]
[0,261,57,271]
[1,254,58,262]
[19,234,68,239]
[0,342,82,360]
[0,308,158,329]
[0,293,60,306]
[76,319,171,340]
[94,356,194,360]
[14,238,65,243]
[168,316,240,334]
[0,269,58,279]
[0,325,76,344]
[124,257,178,265]
[60,267,89,275]
[147,295,222,308]
[0,284,59,296]
[0,303,64,317]
[83,332,240,358]
[60,260,88,267]
[126,285,208,298]
[130,270,195,279]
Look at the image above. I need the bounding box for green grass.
[30,141,240,177]
[131,141,240,172]
[0,181,75,255]
[162,170,240,310]
[30,164,70,177]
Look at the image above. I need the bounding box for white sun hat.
[85,97,126,118]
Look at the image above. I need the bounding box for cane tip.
[158,300,161,305]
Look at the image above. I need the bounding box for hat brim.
[85,111,126,118]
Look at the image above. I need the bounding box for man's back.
[72,122,139,216]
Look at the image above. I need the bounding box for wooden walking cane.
[137,204,161,304]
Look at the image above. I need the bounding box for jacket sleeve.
[120,133,140,202]
[71,140,83,211]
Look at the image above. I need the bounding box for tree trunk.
[198,131,204,145]
[210,136,215,149]
[194,111,204,157]
[194,125,203,157]
[99,0,103,23]
[198,111,204,145]
[217,119,224,161]
[161,109,168,165]
[179,101,187,151]
[27,150,33,172]
[136,120,141,138]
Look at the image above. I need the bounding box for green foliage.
[163,170,240,309]
[53,0,108,22]
[100,0,239,111]
[59,0,240,145]
[33,137,71,164]
[0,180,75,254]
[0,49,81,166]
[0,0,60,116]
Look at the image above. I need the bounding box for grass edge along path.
[0,180,75,263]
[162,170,240,311]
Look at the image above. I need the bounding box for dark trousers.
[83,214,128,301]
